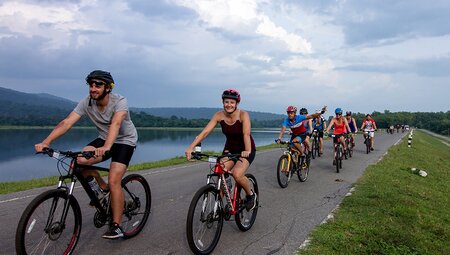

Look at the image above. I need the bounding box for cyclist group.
[31,69,378,254]
[276,105,377,163]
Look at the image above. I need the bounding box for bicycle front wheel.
[366,138,371,154]
[16,189,82,255]
[311,139,316,159]
[236,174,259,231]
[121,174,152,239]
[276,154,292,188]
[297,156,309,182]
[186,185,223,255]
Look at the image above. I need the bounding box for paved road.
[0,132,405,255]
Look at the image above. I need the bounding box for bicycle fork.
[45,179,76,235]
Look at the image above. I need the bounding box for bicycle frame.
[206,161,241,216]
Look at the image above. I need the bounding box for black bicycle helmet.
[86,70,115,89]
[299,108,308,115]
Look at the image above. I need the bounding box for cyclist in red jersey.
[360,114,377,150]
[325,108,352,165]
[185,89,257,211]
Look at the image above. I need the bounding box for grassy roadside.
[299,130,450,255]
[0,143,280,195]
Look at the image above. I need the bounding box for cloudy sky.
[1,0,449,115]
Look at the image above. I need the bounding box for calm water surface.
[0,128,278,182]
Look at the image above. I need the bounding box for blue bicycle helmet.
[335,108,343,115]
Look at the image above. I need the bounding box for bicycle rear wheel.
[235,174,259,231]
[16,189,82,255]
[121,174,152,238]
[276,154,292,188]
[186,185,223,255]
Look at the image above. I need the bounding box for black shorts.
[223,149,256,165]
[316,130,324,138]
[332,134,345,144]
[87,138,135,166]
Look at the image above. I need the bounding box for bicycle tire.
[121,174,152,239]
[235,174,259,231]
[366,138,371,154]
[297,156,309,182]
[16,189,82,255]
[348,142,353,158]
[276,154,292,188]
[311,138,316,159]
[315,138,321,157]
[336,147,341,173]
[186,185,223,255]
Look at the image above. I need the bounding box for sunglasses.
[87,80,106,88]
[287,111,296,114]
[336,113,342,116]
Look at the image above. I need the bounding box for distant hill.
[0,87,76,109]
[131,107,284,121]
[0,87,283,126]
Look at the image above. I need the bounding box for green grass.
[299,130,450,255]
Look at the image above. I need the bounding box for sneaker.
[102,223,124,239]
[245,192,257,211]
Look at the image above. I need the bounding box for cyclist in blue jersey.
[345,111,357,147]
[276,105,327,160]
[299,108,313,155]
[312,115,327,155]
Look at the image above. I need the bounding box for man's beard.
[90,89,108,101]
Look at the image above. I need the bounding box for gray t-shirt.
[74,93,138,146]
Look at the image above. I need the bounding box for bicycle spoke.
[187,186,223,254]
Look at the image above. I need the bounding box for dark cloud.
[336,0,450,46]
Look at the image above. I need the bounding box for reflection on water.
[0,128,278,182]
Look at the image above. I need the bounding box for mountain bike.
[15,148,151,255]
[329,134,344,173]
[344,133,353,158]
[311,129,321,159]
[186,152,259,255]
[276,140,310,188]
[363,130,374,154]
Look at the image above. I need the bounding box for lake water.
[0,128,279,182]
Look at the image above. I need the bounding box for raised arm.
[306,106,327,120]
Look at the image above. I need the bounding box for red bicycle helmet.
[286,106,297,113]
[222,89,240,102]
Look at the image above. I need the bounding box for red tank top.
[333,118,346,135]
[220,111,256,153]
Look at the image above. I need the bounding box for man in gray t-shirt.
[35,70,138,239]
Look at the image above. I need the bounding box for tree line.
[347,110,449,136]
[0,107,448,135]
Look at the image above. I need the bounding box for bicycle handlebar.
[190,151,242,162]
[37,147,106,159]
[275,140,300,145]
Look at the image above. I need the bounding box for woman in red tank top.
[185,89,257,211]
[325,108,352,162]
